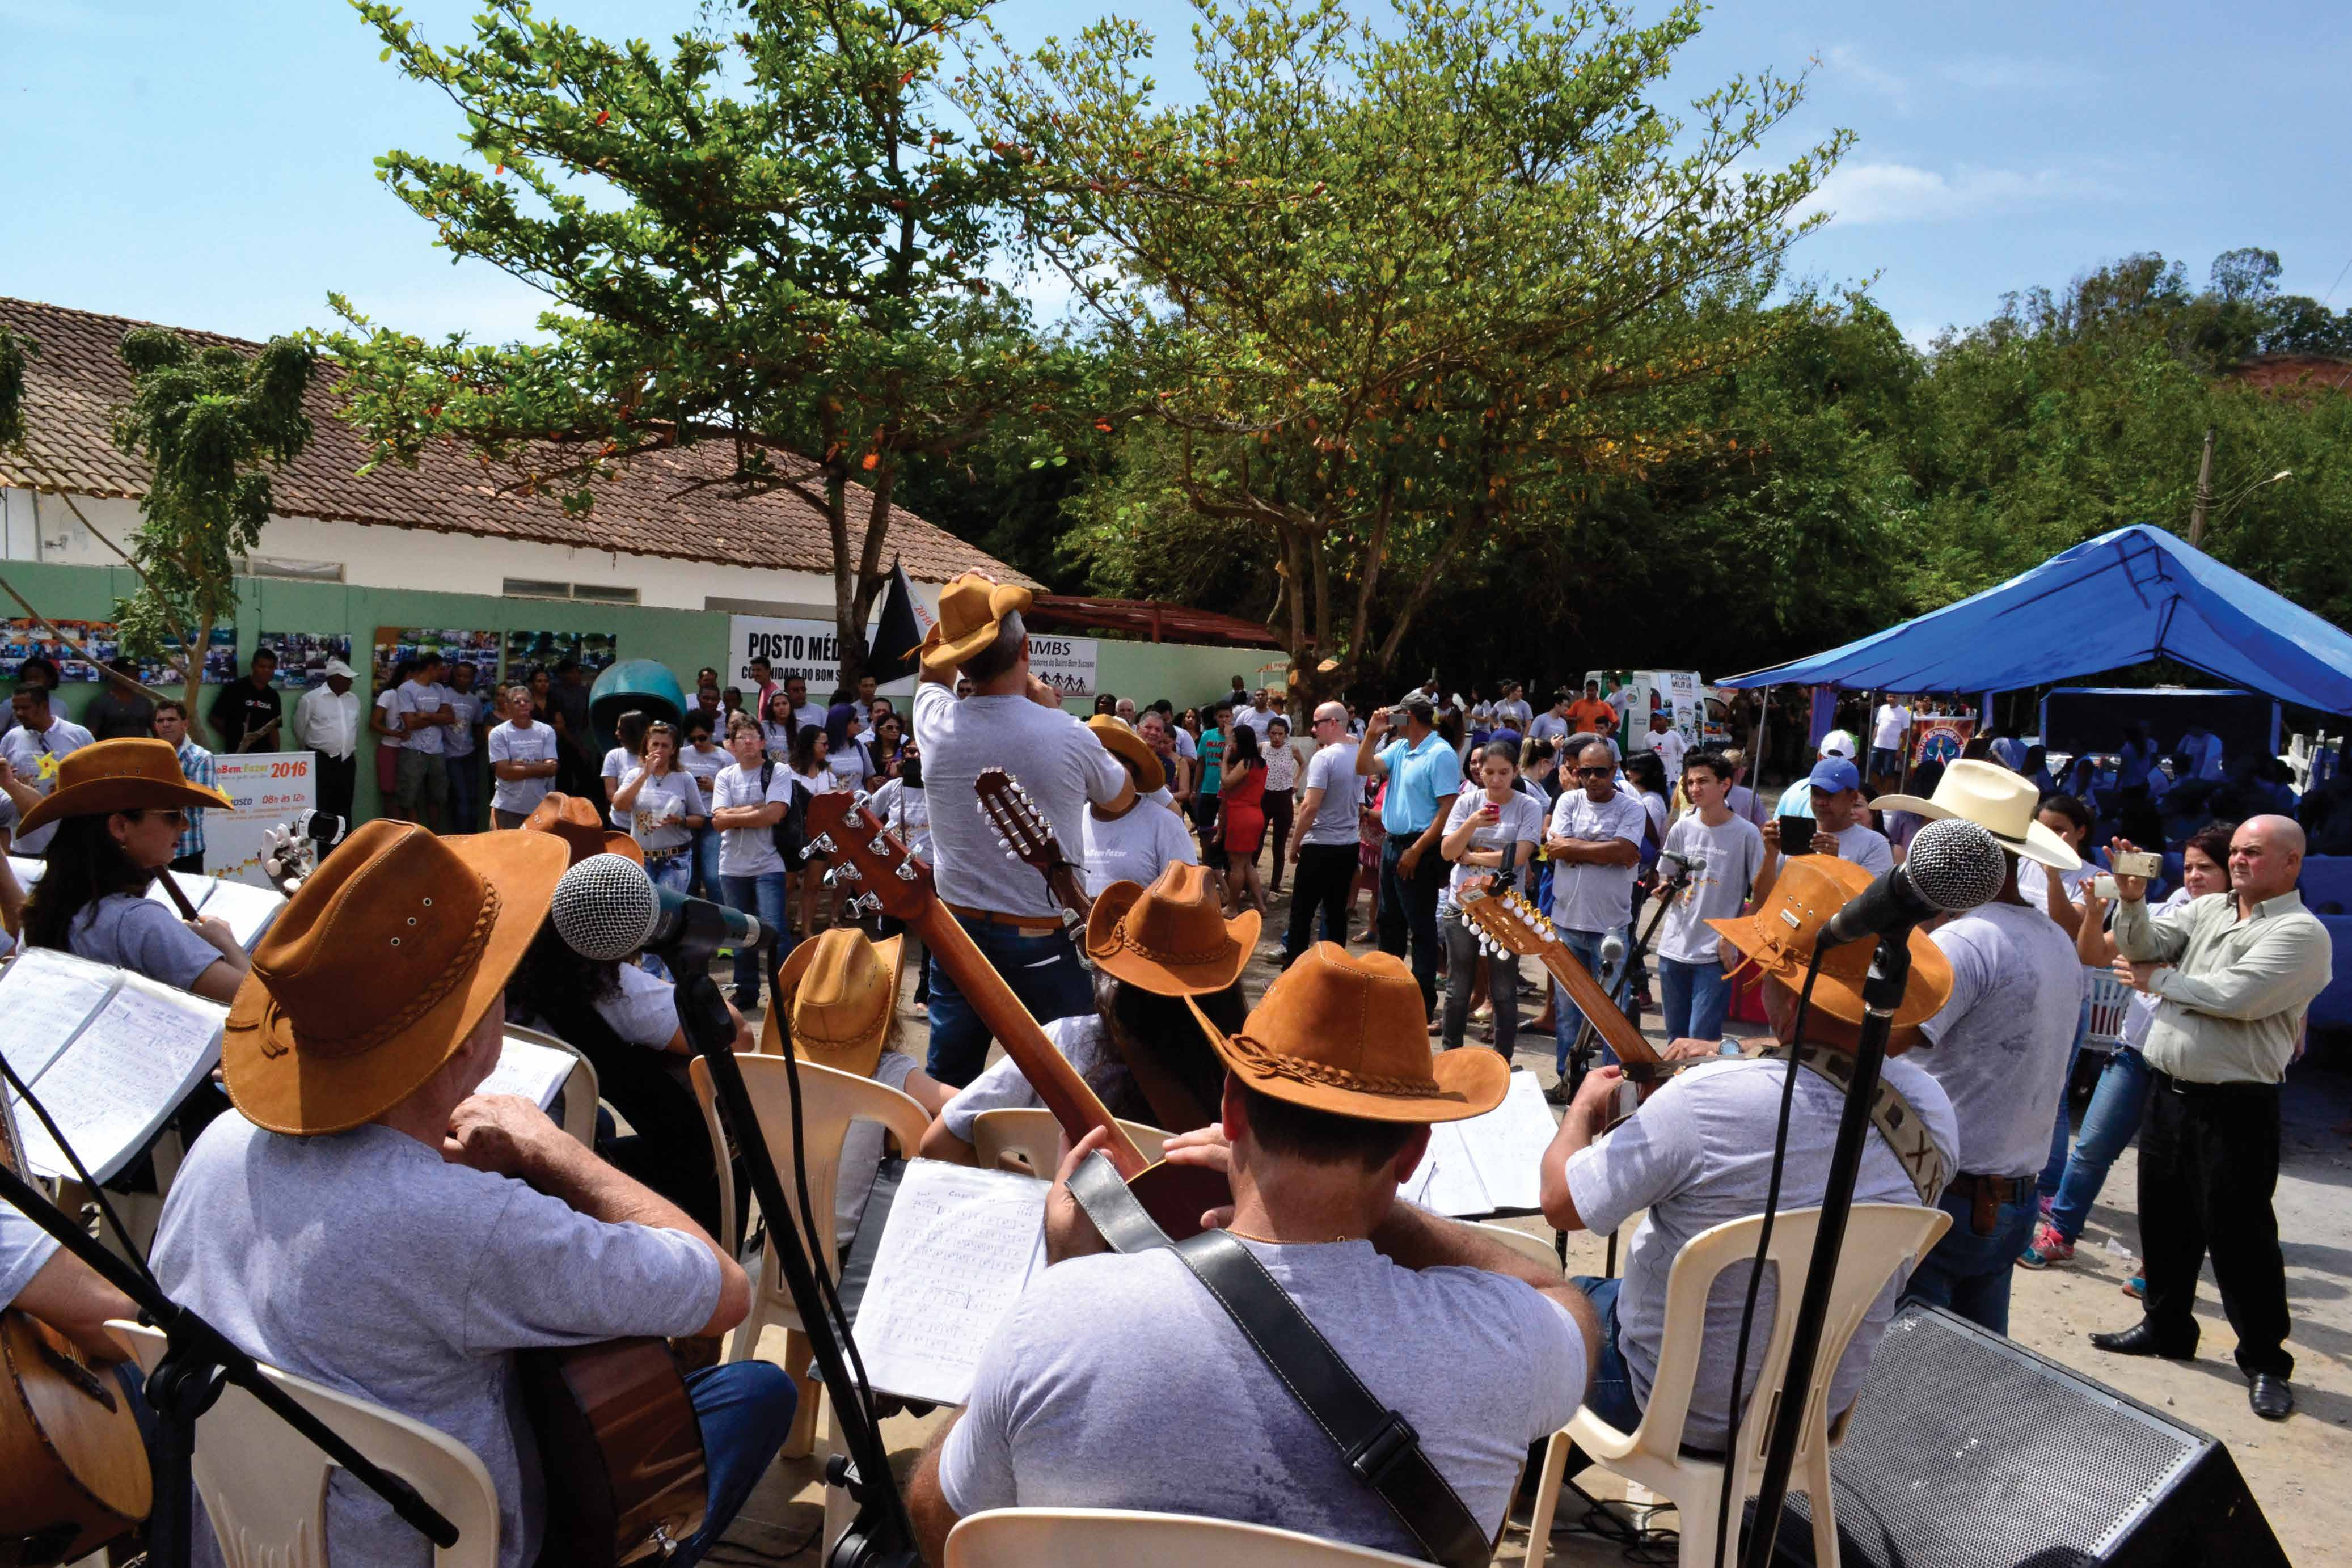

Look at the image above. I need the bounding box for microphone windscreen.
[551,853,660,962]
[1906,818,2008,913]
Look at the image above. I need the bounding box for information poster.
[1912,714,1977,768]
[502,629,618,681]
[1026,633,1099,703]
[728,615,855,691]
[146,627,238,687]
[373,627,500,690]
[208,751,318,887]
[258,631,353,688]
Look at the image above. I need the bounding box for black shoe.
[1544,1078,1574,1106]
[2249,1374,2294,1421]
[2089,1321,2198,1360]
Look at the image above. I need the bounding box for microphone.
[1598,930,1627,988]
[551,853,761,961]
[1657,849,1707,890]
[1819,817,2006,950]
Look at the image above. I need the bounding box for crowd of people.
[0,599,2332,1566]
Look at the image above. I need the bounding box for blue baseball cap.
[1807,757,1862,795]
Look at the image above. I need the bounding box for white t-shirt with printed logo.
[1439,789,1545,911]
[486,720,560,815]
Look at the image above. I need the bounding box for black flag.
[867,557,924,684]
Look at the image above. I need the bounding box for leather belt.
[2152,1070,2278,1097]
[943,902,1066,933]
[1950,1172,2031,1204]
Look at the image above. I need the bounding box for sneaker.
[2017,1221,2075,1269]
[1544,1077,1574,1107]
[2123,1273,2145,1299]
[2037,1193,2055,1218]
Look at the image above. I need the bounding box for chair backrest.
[2083,967,2135,1051]
[1628,1203,1949,1497]
[970,1106,1168,1176]
[1470,1221,1561,1272]
[945,1507,1429,1567]
[687,1054,931,1274]
[109,1321,501,1568]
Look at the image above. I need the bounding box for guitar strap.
[1758,1043,1950,1206]
[1068,1156,1490,1568]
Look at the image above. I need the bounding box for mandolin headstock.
[806,792,935,924]
[1459,884,1555,960]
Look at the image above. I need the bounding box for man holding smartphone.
[1754,756,1891,902]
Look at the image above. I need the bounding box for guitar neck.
[1532,942,1658,1067]
[1042,862,1091,924]
[915,904,1148,1179]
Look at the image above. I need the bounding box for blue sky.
[3,0,2346,349]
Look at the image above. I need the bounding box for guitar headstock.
[975,768,1062,880]
[1459,884,1555,959]
[806,792,935,923]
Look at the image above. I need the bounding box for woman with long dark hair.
[1213,721,1269,918]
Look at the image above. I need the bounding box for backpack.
[761,760,810,865]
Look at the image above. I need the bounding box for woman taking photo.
[611,720,708,978]
[19,738,244,1003]
[1211,721,1269,918]
[1437,741,1543,1059]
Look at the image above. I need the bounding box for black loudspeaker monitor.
[1760,1303,2287,1567]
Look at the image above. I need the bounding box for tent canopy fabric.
[1717,525,2352,716]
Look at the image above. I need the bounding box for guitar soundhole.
[34,1337,117,1412]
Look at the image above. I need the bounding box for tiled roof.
[0,297,1030,587]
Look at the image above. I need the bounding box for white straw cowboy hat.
[1874,759,2083,871]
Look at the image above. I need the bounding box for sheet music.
[14,976,225,1183]
[7,855,43,890]
[195,878,286,948]
[146,870,213,918]
[0,947,119,1085]
[480,1037,575,1110]
[851,1159,1049,1406]
[1402,1070,1559,1218]
[1404,1122,1496,1216]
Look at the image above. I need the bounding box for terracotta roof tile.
[0,296,1030,587]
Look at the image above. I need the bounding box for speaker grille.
[1780,1305,2207,1566]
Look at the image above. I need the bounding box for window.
[238,555,347,582]
[570,583,640,604]
[501,577,641,604]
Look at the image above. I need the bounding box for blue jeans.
[721,872,792,1008]
[1552,922,1632,1075]
[2047,1049,2153,1242]
[925,916,1095,1087]
[1905,1186,2039,1334]
[691,825,723,902]
[1568,1275,1644,1435]
[1657,954,1732,1044]
[443,753,479,832]
[639,851,692,981]
[677,1361,797,1566]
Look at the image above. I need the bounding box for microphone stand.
[1736,929,1911,1568]
[653,903,919,1568]
[0,1164,458,1567]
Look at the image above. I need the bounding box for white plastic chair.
[1525,1203,1950,1568]
[945,1507,1429,1567]
[2082,967,2133,1055]
[1471,1221,1562,1273]
[969,1106,1169,1174]
[109,1321,500,1568]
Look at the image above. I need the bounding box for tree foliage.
[329,0,1071,684]
[108,329,317,711]
[962,0,1846,699]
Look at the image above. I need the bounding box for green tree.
[329,0,1070,688]
[962,0,1846,700]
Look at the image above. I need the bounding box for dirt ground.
[709,881,2351,1566]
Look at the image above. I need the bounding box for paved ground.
[710,881,2351,1565]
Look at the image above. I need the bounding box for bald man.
[2092,815,2332,1421]
[1282,701,1364,966]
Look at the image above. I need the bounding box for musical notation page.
[15,975,225,1184]
[195,878,287,949]
[851,1159,1049,1407]
[480,1037,577,1110]
[0,947,119,1087]
[1402,1121,1493,1216]
[1459,1070,1560,1214]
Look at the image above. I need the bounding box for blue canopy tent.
[1715,525,2352,715]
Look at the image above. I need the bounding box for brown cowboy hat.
[1189,942,1507,1124]
[1708,853,1953,1029]
[1085,714,1166,796]
[757,927,904,1079]
[1087,862,1257,995]
[222,819,568,1136]
[520,791,642,865]
[16,737,233,837]
[917,571,1033,679]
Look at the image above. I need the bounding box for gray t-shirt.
[1918,900,2084,1177]
[618,767,706,856]
[1298,742,1363,847]
[0,1204,59,1305]
[712,761,792,878]
[68,891,222,991]
[1439,789,1544,910]
[1527,712,1569,745]
[1826,821,1895,878]
[869,777,931,860]
[940,1015,1126,1143]
[1546,788,1650,934]
[915,683,1126,919]
[1654,813,1766,966]
[1565,1054,1957,1449]
[485,720,560,815]
[939,1232,1585,1554]
[152,1116,720,1568]
[441,688,482,758]
[1079,801,1199,899]
[392,680,446,757]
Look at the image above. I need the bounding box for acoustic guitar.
[516,1339,706,1566]
[1457,884,1669,1087]
[0,1097,150,1564]
[974,768,1092,927]
[808,792,1232,1239]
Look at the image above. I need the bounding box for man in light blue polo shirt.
[1355,695,1462,1017]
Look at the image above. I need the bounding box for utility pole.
[2188,426,2216,546]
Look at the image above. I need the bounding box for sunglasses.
[1573,766,1614,779]
[130,808,189,827]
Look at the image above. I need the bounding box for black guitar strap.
[1067,1155,1490,1568]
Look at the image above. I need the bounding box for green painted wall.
[1071,639,1290,716]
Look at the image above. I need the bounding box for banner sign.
[729,616,856,691]
[1026,634,1099,702]
[209,751,319,888]
[1911,715,1976,768]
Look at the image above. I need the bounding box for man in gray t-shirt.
[1280,702,1367,965]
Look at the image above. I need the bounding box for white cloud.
[1796,162,2113,226]
[1823,45,1911,113]
[1938,56,2098,92]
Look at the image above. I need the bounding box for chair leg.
[1674,1470,1722,1568]
[1523,1432,1573,1566]
[779,1328,822,1459]
[1803,1440,1840,1568]
[821,1392,852,1557]
[724,1289,772,1364]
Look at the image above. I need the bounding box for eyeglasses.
[1573,766,1614,779]
[130,808,188,827]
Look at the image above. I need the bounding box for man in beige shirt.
[2092,815,2330,1422]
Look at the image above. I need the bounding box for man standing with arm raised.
[1356,695,1462,1020]
[2091,815,2330,1422]
[913,573,1135,1087]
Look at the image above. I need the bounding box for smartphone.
[1777,813,1815,855]
[2112,850,2163,880]
[2093,874,2118,901]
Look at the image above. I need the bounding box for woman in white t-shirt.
[788,724,843,939]
[2015,793,2098,940]
[1436,741,1545,1059]
[677,713,731,900]
[1260,715,1303,896]
[867,742,933,1011]
[759,688,797,764]
[600,709,650,827]
[1080,719,1200,900]
[611,722,709,980]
